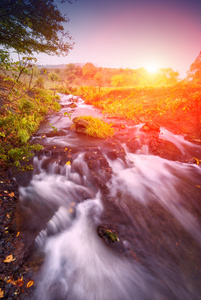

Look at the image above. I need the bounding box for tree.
[65,63,82,85]
[82,63,97,79]
[65,63,82,77]
[94,71,103,91]
[155,68,179,86]
[0,0,74,55]
[111,74,126,87]
[187,51,201,84]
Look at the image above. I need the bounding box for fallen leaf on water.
[0,288,4,298]
[27,280,34,288]
[4,254,14,263]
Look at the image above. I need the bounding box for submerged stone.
[97,226,120,243]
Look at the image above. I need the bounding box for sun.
[145,63,158,73]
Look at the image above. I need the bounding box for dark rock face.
[149,138,183,160]
[127,133,183,161]
[84,150,112,191]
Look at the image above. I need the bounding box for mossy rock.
[97,226,120,243]
[72,116,114,138]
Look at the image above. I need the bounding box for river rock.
[127,134,183,161]
[141,122,160,133]
[72,117,89,134]
[84,150,112,191]
[70,103,77,109]
[97,226,120,243]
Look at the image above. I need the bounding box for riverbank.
[76,84,201,141]
[0,170,35,299]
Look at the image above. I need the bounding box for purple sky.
[36,0,201,78]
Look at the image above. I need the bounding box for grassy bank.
[75,84,201,140]
[0,74,61,170]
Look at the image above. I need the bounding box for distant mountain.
[37,63,84,68]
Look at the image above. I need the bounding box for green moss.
[74,116,114,138]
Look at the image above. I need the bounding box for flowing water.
[17,94,201,300]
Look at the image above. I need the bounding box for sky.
[36,0,201,78]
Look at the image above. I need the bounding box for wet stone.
[141,122,160,133]
[97,226,120,244]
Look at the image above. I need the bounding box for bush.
[0,83,62,170]
[48,72,61,82]
[35,76,45,88]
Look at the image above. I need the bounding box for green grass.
[73,115,114,138]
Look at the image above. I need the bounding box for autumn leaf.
[27,280,34,288]
[4,254,14,263]
[66,161,71,165]
[16,276,24,287]
[0,288,4,298]
[193,157,200,165]
[7,276,16,286]
[16,231,20,237]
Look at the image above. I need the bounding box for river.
[16,94,201,300]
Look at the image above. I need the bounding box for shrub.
[48,72,61,82]
[35,76,45,88]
